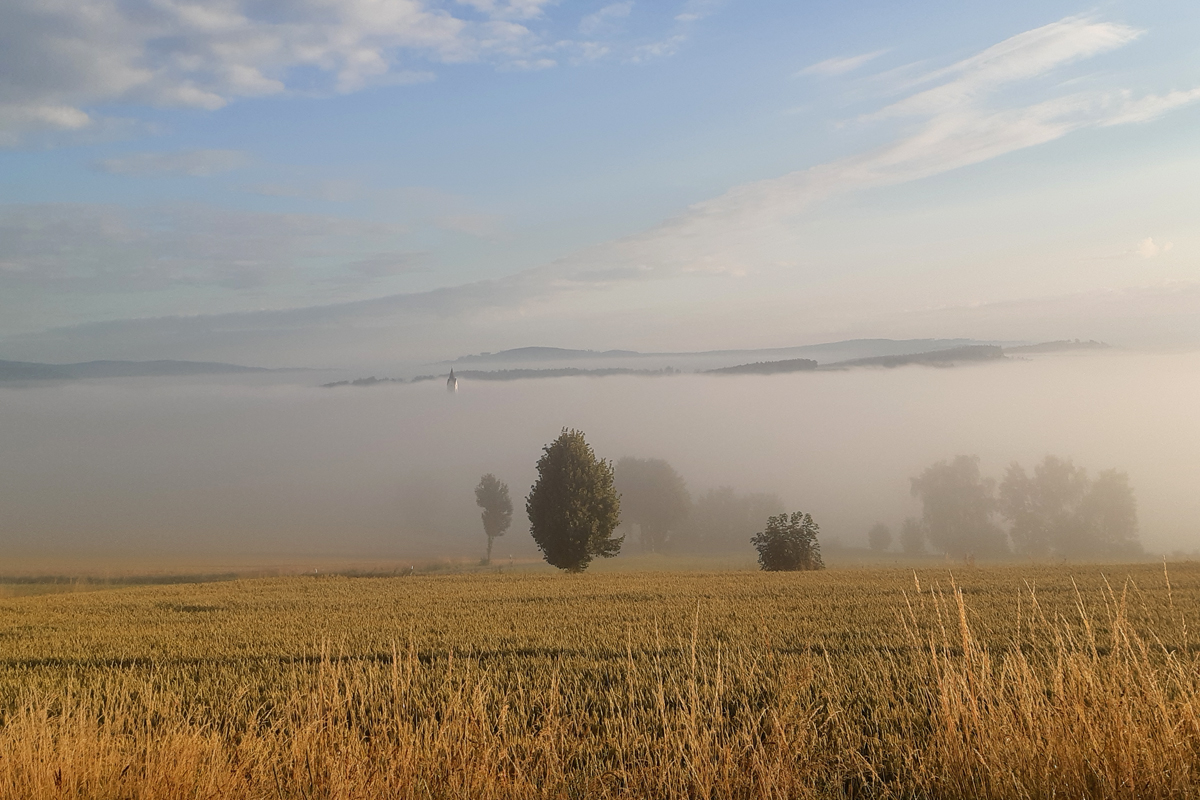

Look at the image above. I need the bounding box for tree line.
[474,429,823,573]
[868,454,1140,560]
[473,432,1138,571]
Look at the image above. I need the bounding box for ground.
[0,561,1196,798]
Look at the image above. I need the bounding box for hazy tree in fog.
[899,517,927,555]
[867,523,892,552]
[526,429,622,572]
[1081,469,1140,557]
[684,488,785,554]
[752,512,824,571]
[614,457,691,553]
[474,474,513,565]
[910,455,1008,559]
[999,456,1140,558]
[999,456,1088,557]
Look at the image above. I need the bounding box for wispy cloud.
[798,49,887,77]
[1099,88,1200,126]
[564,16,1195,285]
[95,149,251,177]
[456,0,557,21]
[0,0,711,144]
[1137,237,1173,259]
[436,213,504,237]
[341,251,430,278]
[245,180,362,203]
[580,2,633,36]
[877,17,1141,117]
[0,203,406,293]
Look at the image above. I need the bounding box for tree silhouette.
[686,488,785,553]
[474,473,513,565]
[899,517,927,555]
[910,455,1007,559]
[867,522,892,552]
[752,512,824,571]
[614,457,691,553]
[999,456,1140,559]
[999,456,1088,557]
[526,429,622,572]
[1081,469,1140,557]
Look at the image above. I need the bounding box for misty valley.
[2,343,1199,800]
[4,1,1200,793]
[0,345,1193,564]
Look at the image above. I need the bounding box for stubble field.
[0,562,1197,799]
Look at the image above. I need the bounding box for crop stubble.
[0,563,1196,798]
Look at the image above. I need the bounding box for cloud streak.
[547,16,1196,284]
[95,149,251,177]
[798,50,887,77]
[0,204,406,293]
[0,0,702,144]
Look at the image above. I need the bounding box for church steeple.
[446,369,458,393]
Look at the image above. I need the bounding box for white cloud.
[584,0,712,65]
[568,16,1197,285]
[507,58,558,71]
[437,213,503,237]
[1100,88,1200,126]
[0,104,93,147]
[457,0,557,21]
[580,2,633,36]
[245,179,362,203]
[798,50,886,77]
[1138,237,1173,258]
[0,0,474,145]
[96,149,251,177]
[876,18,1140,120]
[674,0,720,24]
[341,251,429,278]
[0,0,698,144]
[0,203,406,293]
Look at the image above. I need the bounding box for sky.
[2,0,1199,368]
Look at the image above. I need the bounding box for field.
[0,562,1197,798]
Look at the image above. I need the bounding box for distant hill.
[326,339,1101,388]
[452,347,641,364]
[1004,339,1110,354]
[411,367,679,383]
[706,358,818,376]
[0,359,271,382]
[817,345,1006,369]
[701,346,1004,376]
[447,339,998,369]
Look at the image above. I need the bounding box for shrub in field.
[751,511,824,571]
[526,428,622,572]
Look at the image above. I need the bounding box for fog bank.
[1,350,1197,560]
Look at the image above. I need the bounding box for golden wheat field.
[0,562,1197,799]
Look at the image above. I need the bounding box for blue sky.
[1,0,1199,366]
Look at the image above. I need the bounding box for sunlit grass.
[0,563,1196,797]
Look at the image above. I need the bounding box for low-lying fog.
[1,350,1197,561]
